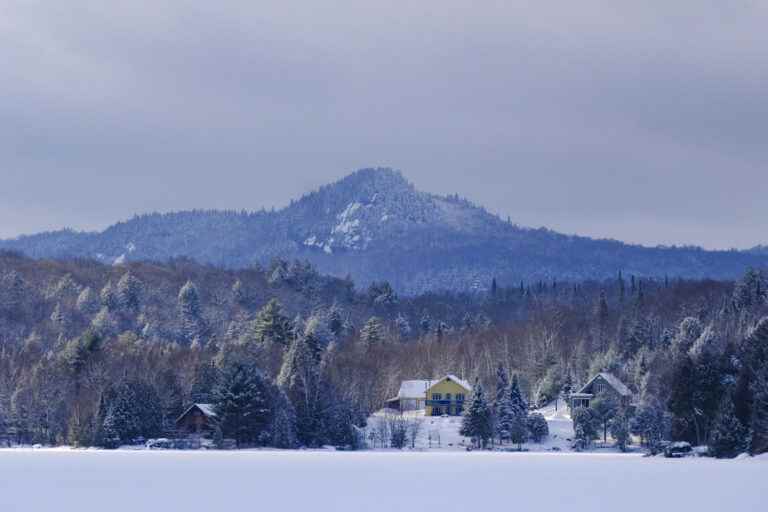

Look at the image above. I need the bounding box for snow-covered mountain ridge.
[1,168,766,294]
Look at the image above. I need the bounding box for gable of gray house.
[570,372,632,409]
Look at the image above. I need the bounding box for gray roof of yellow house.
[577,372,632,397]
[397,375,472,399]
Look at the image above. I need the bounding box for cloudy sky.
[2,1,766,249]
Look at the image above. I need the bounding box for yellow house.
[388,375,472,416]
[426,375,472,416]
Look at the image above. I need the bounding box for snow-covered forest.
[0,250,767,457]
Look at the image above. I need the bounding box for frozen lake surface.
[1,450,766,512]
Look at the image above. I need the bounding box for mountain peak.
[290,168,438,253]
[329,168,414,201]
[2,168,767,294]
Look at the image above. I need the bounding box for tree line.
[0,251,766,456]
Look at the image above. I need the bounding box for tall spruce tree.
[252,299,291,346]
[591,392,619,443]
[750,364,768,454]
[493,365,509,417]
[360,317,384,347]
[460,380,493,448]
[278,333,323,447]
[116,272,142,313]
[609,406,631,452]
[178,280,205,343]
[508,375,529,449]
[710,392,749,458]
[212,361,272,447]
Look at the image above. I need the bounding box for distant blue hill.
[2,168,766,294]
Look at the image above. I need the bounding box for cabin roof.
[176,403,218,423]
[578,372,632,397]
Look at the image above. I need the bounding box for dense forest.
[0,250,766,456]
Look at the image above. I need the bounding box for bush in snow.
[526,413,549,443]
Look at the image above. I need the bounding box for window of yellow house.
[432,393,442,401]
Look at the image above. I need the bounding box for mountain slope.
[2,168,766,293]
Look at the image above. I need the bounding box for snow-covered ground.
[366,398,577,451]
[1,449,765,512]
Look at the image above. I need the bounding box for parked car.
[146,438,174,450]
[664,442,693,458]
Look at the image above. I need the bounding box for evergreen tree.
[750,364,768,454]
[609,406,631,452]
[327,305,345,338]
[0,270,25,317]
[212,361,272,447]
[631,400,668,453]
[269,388,298,449]
[673,317,704,355]
[116,272,142,313]
[76,287,99,315]
[508,375,528,415]
[178,280,205,342]
[710,392,749,458]
[460,380,493,448]
[508,375,529,449]
[303,313,335,350]
[572,407,598,450]
[595,290,610,352]
[100,280,117,311]
[591,392,619,443]
[667,354,699,443]
[494,392,515,444]
[278,333,323,446]
[252,299,290,346]
[360,317,384,347]
[733,268,767,310]
[96,381,163,448]
[493,365,509,417]
[91,307,117,337]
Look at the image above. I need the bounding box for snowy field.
[1,450,766,512]
[366,399,579,452]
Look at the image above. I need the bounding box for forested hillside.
[1,251,766,455]
[2,169,766,294]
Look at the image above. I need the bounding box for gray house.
[569,372,632,409]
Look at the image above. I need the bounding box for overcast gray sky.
[2,1,766,249]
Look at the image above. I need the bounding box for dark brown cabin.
[176,403,218,436]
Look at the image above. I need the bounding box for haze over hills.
[1,168,766,294]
